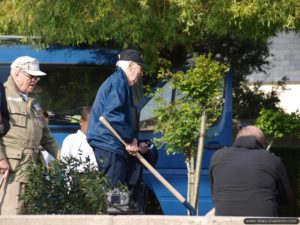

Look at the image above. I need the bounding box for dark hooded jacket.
[209,135,293,217]
[0,82,10,137]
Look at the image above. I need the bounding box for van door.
[136,72,233,215]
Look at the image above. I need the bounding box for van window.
[38,65,113,124]
[139,77,226,131]
[0,64,114,124]
[0,63,145,125]
[139,81,174,131]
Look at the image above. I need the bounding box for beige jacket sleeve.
[40,126,61,160]
[0,143,6,160]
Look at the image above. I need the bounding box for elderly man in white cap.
[0,56,60,215]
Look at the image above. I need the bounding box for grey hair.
[236,125,266,147]
[116,60,131,71]
[10,68,19,77]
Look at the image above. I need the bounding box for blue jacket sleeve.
[0,83,10,137]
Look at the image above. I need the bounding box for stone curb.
[0,215,298,225]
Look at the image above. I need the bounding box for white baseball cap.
[11,56,46,76]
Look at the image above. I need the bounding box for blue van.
[0,41,232,215]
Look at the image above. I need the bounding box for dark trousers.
[93,148,127,186]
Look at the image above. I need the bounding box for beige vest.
[0,76,60,181]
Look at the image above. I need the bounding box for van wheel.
[144,188,163,215]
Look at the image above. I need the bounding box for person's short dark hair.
[42,109,49,119]
[118,49,144,65]
[81,106,91,121]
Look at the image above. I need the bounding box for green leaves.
[1,0,300,69]
[256,108,300,142]
[172,54,227,105]
[21,156,109,214]
[153,54,227,156]
[154,100,203,155]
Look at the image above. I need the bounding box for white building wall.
[257,84,300,113]
[247,32,300,113]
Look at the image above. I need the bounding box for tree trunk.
[266,139,274,151]
[191,111,207,214]
[185,152,194,215]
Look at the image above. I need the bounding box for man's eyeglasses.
[21,71,41,81]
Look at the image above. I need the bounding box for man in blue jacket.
[87,49,144,186]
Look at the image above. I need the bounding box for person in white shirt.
[61,106,98,171]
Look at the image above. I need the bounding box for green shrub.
[21,156,109,214]
[256,109,300,150]
[271,147,300,217]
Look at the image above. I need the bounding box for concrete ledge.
[0,215,298,225]
[0,215,113,225]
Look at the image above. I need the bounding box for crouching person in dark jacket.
[209,125,293,217]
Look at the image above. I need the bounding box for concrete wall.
[0,215,298,225]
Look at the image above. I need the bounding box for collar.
[117,68,130,86]
[76,130,87,139]
[19,92,28,101]
[117,68,131,99]
[233,136,265,149]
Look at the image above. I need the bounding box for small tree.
[21,156,110,214]
[153,54,228,213]
[256,108,300,150]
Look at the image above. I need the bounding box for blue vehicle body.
[0,43,232,215]
[0,45,119,65]
[137,72,232,215]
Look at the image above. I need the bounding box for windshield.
[139,78,226,131]
[38,65,113,124]
[0,64,113,124]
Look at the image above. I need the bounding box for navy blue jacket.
[209,136,293,217]
[0,82,10,137]
[87,68,133,158]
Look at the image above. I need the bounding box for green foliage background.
[1,0,300,68]
[256,109,300,141]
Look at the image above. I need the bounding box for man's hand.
[0,159,10,179]
[126,138,139,155]
[138,142,149,154]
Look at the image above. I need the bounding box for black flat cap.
[118,49,144,65]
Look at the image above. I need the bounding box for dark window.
[38,64,114,124]
[0,63,145,125]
